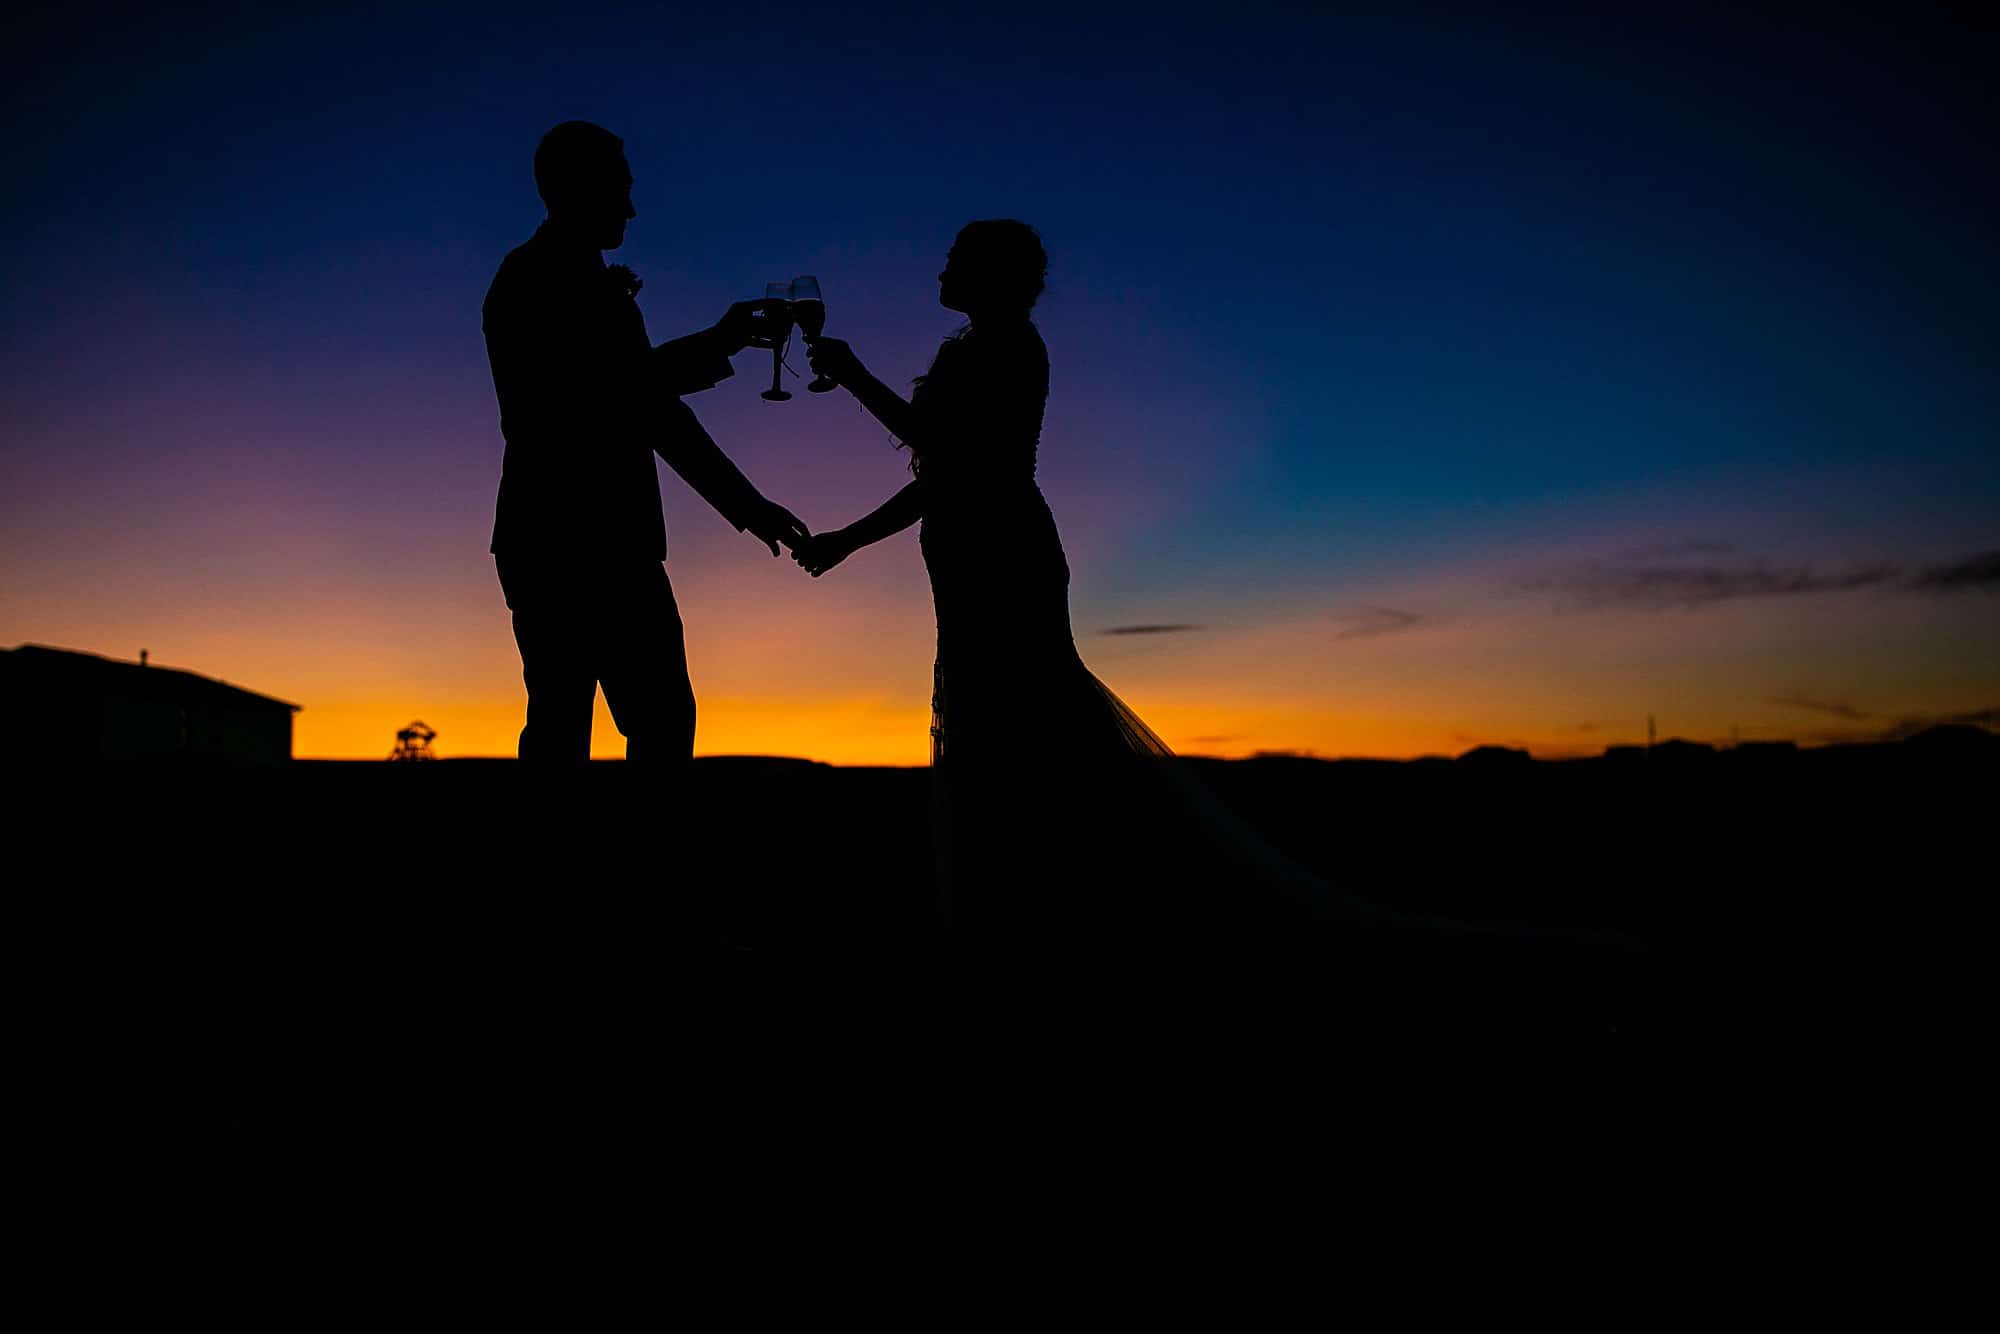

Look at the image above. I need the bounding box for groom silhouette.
[484,120,808,766]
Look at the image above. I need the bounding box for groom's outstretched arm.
[652,329,734,397]
[653,400,758,526]
[654,402,808,556]
[651,299,771,396]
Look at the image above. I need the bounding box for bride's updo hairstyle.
[953,219,1047,314]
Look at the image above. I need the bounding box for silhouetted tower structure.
[1647,714,1657,753]
[389,720,437,762]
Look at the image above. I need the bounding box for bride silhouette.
[797,221,1381,947]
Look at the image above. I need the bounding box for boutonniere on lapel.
[607,264,643,301]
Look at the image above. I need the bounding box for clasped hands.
[744,500,854,574]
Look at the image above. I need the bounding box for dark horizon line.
[292,724,1995,767]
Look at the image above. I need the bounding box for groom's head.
[535,121,635,250]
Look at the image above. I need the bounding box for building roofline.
[3,644,303,712]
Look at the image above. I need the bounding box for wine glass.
[790,275,837,393]
[759,280,793,402]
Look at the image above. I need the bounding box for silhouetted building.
[0,644,298,766]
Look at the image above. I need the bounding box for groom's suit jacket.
[483,223,763,563]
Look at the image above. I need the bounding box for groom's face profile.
[536,123,637,251]
[558,155,636,251]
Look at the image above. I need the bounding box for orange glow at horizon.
[6,487,1994,765]
[19,560,1983,765]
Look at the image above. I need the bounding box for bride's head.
[938,220,1046,320]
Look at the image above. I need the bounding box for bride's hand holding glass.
[789,276,839,394]
[804,336,862,388]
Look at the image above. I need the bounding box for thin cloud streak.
[1526,561,1898,610]
[1621,539,1736,560]
[1772,690,1875,721]
[1524,545,2000,610]
[1907,549,2000,592]
[1330,606,1425,640]
[1101,623,1203,636]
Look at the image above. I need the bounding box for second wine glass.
[791,275,838,393]
[759,280,793,402]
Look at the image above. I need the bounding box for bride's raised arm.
[805,337,928,451]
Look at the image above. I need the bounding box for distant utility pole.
[1647,714,1656,753]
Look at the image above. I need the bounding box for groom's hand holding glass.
[707,298,783,355]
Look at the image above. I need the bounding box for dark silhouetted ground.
[12,728,1988,1178]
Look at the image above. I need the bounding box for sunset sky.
[3,5,1993,762]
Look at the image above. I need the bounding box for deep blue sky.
[3,4,1994,757]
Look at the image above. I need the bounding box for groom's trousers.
[496,555,695,767]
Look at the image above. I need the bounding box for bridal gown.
[908,321,1351,943]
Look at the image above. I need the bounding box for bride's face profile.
[937,244,1010,317]
[937,246,970,313]
[937,222,1044,319]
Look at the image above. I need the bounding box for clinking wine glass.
[790,275,837,393]
[758,280,793,402]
